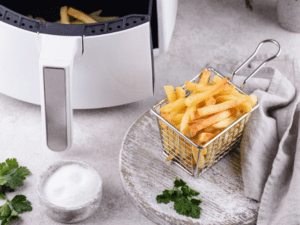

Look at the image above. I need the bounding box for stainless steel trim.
[43,67,68,151]
[229,39,281,89]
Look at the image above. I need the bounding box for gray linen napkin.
[207,55,300,225]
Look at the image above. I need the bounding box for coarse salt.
[42,164,101,208]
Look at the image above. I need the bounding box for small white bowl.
[37,160,102,223]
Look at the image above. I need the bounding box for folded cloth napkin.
[207,54,300,225]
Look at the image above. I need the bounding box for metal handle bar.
[230,39,281,89]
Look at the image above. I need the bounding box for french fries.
[164,86,177,103]
[55,8,118,24]
[67,7,97,24]
[176,87,186,99]
[196,97,249,118]
[188,110,231,137]
[185,78,228,107]
[60,6,70,24]
[211,116,236,129]
[159,70,257,169]
[205,97,216,106]
[180,105,197,135]
[159,98,186,114]
[198,69,210,85]
[184,82,214,92]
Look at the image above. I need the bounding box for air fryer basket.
[0,0,159,48]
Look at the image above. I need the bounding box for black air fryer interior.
[1,1,158,48]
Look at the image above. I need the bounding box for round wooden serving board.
[119,110,259,225]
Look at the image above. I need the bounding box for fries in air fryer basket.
[31,6,119,24]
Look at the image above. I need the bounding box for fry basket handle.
[229,39,281,89]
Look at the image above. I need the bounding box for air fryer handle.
[39,34,82,152]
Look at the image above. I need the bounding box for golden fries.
[188,110,231,137]
[184,82,213,92]
[90,10,103,17]
[159,98,186,114]
[60,6,70,24]
[164,86,177,103]
[176,87,186,99]
[205,97,216,106]
[196,97,248,118]
[250,94,258,107]
[185,78,227,107]
[172,113,184,124]
[165,154,175,162]
[198,69,210,85]
[67,7,97,24]
[211,116,236,129]
[91,16,119,22]
[215,95,237,103]
[192,147,207,168]
[180,105,197,135]
[211,75,222,83]
[56,9,103,24]
[159,69,257,170]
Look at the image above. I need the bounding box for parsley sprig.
[156,177,203,219]
[0,159,32,225]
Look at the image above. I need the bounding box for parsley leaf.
[188,204,201,218]
[156,177,203,218]
[15,167,30,178]
[0,187,13,194]
[0,159,18,177]
[0,178,6,187]
[174,199,191,215]
[0,203,11,219]
[169,190,180,202]
[5,159,18,171]
[156,190,171,204]
[3,175,24,190]
[0,159,32,225]
[174,177,186,188]
[1,161,30,190]
[0,193,5,200]
[10,195,32,214]
[1,215,19,225]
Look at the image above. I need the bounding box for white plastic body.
[0,21,153,108]
[156,0,178,55]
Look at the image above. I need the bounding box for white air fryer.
[0,0,178,152]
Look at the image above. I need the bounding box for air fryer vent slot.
[5,11,20,26]
[20,17,39,32]
[125,16,145,28]
[84,15,149,36]
[85,23,106,35]
[108,19,123,33]
[0,8,5,20]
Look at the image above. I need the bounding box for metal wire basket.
[151,39,281,177]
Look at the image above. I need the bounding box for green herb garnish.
[245,0,253,10]
[0,159,32,225]
[156,177,203,219]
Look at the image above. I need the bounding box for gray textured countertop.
[1,0,300,224]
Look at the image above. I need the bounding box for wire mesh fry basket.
[151,39,281,177]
